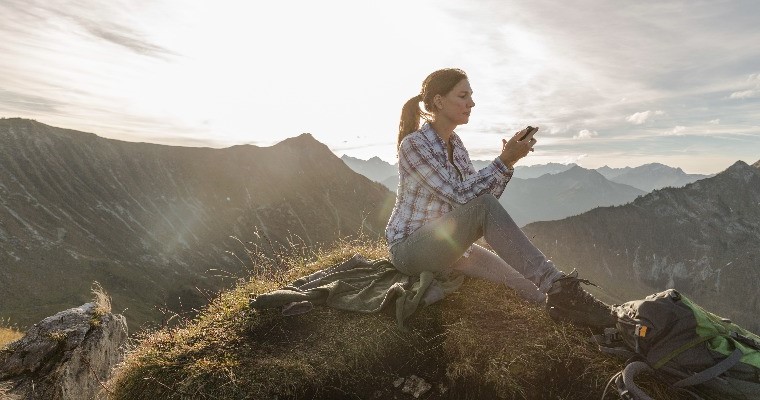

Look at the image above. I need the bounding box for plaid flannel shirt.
[385,122,513,248]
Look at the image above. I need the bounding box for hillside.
[523,160,760,333]
[107,239,688,400]
[0,118,394,329]
[500,166,645,226]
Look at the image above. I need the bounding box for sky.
[1,0,759,174]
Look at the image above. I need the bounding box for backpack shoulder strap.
[672,348,744,388]
[604,361,707,400]
[653,334,716,369]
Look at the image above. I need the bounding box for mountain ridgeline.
[499,166,646,227]
[0,118,394,328]
[523,160,760,333]
[597,163,711,192]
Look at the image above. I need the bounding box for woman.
[385,68,613,329]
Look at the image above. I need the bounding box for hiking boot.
[546,270,616,330]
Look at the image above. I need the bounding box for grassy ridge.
[107,239,688,399]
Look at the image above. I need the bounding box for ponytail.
[397,68,468,151]
[397,94,423,150]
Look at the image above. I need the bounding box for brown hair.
[397,68,468,149]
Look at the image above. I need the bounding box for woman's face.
[434,78,475,126]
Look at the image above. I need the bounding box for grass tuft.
[107,238,692,399]
[92,281,112,316]
[90,281,113,328]
[0,318,23,348]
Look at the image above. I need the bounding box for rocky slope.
[0,118,394,329]
[523,160,760,333]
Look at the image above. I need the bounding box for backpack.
[594,289,760,400]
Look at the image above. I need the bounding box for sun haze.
[1,0,759,174]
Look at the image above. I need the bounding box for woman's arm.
[398,134,512,206]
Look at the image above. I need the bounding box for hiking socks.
[539,268,565,294]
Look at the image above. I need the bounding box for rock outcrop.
[0,303,128,400]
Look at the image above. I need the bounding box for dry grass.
[106,237,693,399]
[92,281,112,316]
[0,381,20,400]
[0,318,23,348]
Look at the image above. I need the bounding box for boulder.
[0,303,127,399]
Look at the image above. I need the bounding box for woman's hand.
[499,126,538,168]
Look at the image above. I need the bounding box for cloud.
[729,89,759,99]
[0,89,66,113]
[0,0,176,60]
[626,110,665,125]
[573,129,598,139]
[670,126,686,136]
[72,18,178,59]
[709,118,720,124]
[728,72,760,99]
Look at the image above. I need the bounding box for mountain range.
[0,118,393,328]
[523,160,760,333]
[341,155,711,194]
[597,163,711,192]
[342,155,710,226]
[3,118,753,337]
[499,166,646,227]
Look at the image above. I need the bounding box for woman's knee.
[474,193,501,209]
[472,193,516,226]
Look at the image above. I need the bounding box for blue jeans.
[389,194,562,302]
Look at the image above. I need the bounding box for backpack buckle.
[604,327,621,343]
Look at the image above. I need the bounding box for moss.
[46,331,67,343]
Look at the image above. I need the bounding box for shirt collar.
[421,121,461,149]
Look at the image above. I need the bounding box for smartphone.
[519,126,538,141]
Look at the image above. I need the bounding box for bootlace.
[566,279,606,307]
